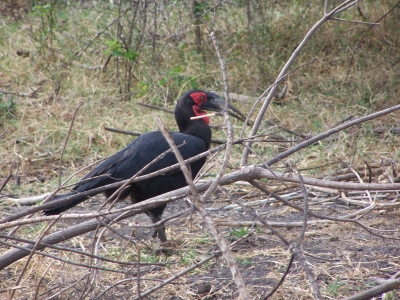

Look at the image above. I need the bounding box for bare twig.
[346,0,400,78]
[58,103,84,187]
[238,59,315,141]
[46,273,91,300]
[0,86,43,98]
[33,261,53,300]
[265,103,400,166]
[3,166,400,230]
[0,130,8,139]
[132,251,222,300]
[205,31,234,201]
[344,276,400,300]
[215,220,330,227]
[241,0,357,165]
[294,166,308,248]
[249,179,399,241]
[137,102,174,114]
[95,278,139,299]
[261,254,294,300]
[0,210,137,270]
[0,234,157,267]
[0,159,18,193]
[236,188,322,299]
[104,126,142,136]
[137,246,141,300]
[9,216,60,299]
[155,116,250,299]
[289,245,322,299]
[105,125,225,144]
[332,17,380,25]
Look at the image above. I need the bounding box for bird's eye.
[190,92,207,104]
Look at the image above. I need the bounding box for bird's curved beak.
[200,94,247,123]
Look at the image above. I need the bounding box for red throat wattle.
[192,105,210,124]
[190,92,209,124]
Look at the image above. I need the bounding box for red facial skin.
[190,92,209,124]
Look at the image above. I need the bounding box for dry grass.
[1,0,400,299]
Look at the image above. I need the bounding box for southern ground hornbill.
[44,90,245,242]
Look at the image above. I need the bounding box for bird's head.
[175,90,246,130]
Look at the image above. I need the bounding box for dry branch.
[2,101,400,292]
[104,126,225,144]
[215,220,331,227]
[132,251,222,300]
[0,234,157,267]
[104,126,142,137]
[155,114,250,299]
[236,193,324,299]
[345,276,400,300]
[242,0,358,165]
[2,166,400,230]
[265,103,400,166]
[0,209,138,270]
[137,102,174,114]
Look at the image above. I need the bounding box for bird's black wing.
[44,131,207,215]
[73,131,207,193]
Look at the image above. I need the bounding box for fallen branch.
[155,111,250,299]
[242,0,358,165]
[373,126,400,135]
[3,165,400,226]
[104,126,225,144]
[344,276,400,300]
[265,103,400,166]
[0,209,139,270]
[214,220,331,227]
[104,126,142,136]
[137,102,174,114]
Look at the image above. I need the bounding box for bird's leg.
[148,214,167,242]
[129,195,167,242]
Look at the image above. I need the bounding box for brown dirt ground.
[1,185,400,299]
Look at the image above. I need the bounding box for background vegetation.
[0,0,399,299]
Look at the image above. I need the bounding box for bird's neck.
[179,120,212,149]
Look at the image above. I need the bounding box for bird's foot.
[152,226,167,243]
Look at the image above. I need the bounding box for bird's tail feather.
[43,192,90,215]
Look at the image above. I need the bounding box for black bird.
[44,90,245,242]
